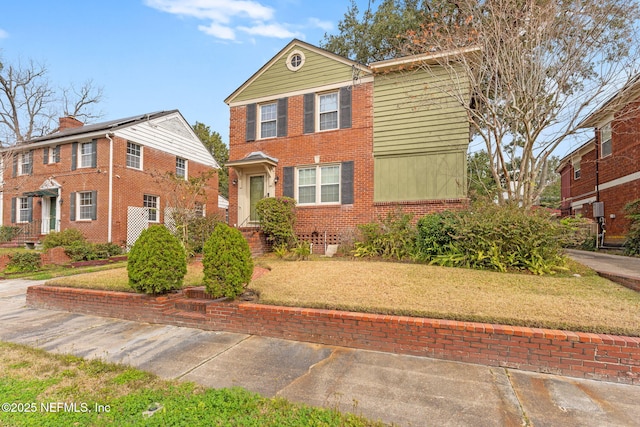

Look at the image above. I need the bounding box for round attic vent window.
[286,50,305,71]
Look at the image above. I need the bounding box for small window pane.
[298,186,316,204]
[321,166,340,184]
[298,168,316,186]
[79,192,93,220]
[127,142,141,169]
[260,103,277,138]
[176,157,186,178]
[319,93,338,112]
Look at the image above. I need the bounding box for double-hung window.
[144,195,159,222]
[297,165,340,205]
[79,142,94,168]
[127,142,142,169]
[18,152,33,176]
[18,197,30,223]
[259,102,277,138]
[78,192,94,220]
[318,93,338,131]
[600,123,612,158]
[573,159,581,180]
[176,157,187,178]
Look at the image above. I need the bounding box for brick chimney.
[59,116,84,131]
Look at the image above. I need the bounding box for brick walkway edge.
[26,285,640,385]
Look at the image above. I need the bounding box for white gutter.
[105,133,114,242]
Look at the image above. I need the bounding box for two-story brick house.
[558,77,640,245]
[1,110,220,247]
[225,39,472,251]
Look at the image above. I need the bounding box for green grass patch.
[0,342,383,427]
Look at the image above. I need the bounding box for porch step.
[183,286,228,301]
[163,308,208,322]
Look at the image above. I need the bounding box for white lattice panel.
[127,207,149,250]
[164,207,176,234]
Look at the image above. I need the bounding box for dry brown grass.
[250,258,640,336]
[45,262,203,292]
[44,257,640,336]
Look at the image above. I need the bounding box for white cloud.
[238,23,300,39]
[198,23,236,40]
[145,0,305,41]
[307,17,332,32]
[0,29,9,39]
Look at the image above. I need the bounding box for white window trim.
[79,142,94,169]
[286,49,306,71]
[258,102,278,139]
[600,123,612,158]
[573,159,581,180]
[126,142,144,170]
[17,197,30,223]
[77,191,94,221]
[295,164,341,206]
[18,152,32,176]
[317,91,339,132]
[176,157,188,179]
[143,194,160,223]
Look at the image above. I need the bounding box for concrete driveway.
[2,279,640,426]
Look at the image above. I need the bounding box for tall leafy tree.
[193,122,229,198]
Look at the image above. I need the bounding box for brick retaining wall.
[26,285,640,385]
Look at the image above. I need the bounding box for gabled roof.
[224,39,371,105]
[579,75,640,129]
[12,110,219,168]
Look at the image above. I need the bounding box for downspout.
[105,133,114,243]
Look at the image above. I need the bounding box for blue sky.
[0,0,366,143]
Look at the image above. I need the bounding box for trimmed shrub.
[353,210,416,260]
[64,241,98,262]
[202,223,254,299]
[0,226,21,243]
[127,225,187,294]
[93,242,124,259]
[425,202,565,274]
[255,197,297,248]
[624,199,640,256]
[5,252,42,273]
[42,229,86,250]
[415,212,458,262]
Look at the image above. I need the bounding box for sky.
[0,0,367,144]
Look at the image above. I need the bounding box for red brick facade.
[3,117,218,246]
[559,100,640,244]
[228,81,467,246]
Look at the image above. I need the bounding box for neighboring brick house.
[558,78,640,245]
[1,110,220,247]
[225,39,472,251]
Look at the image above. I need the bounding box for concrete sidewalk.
[565,249,640,289]
[1,279,640,426]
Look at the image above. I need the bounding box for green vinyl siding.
[233,47,359,103]
[373,66,470,156]
[374,152,467,202]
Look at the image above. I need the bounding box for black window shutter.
[10,197,16,224]
[340,87,352,129]
[54,146,61,162]
[27,197,33,222]
[27,151,33,175]
[91,190,98,220]
[303,93,315,134]
[91,139,97,168]
[43,147,49,164]
[341,161,354,204]
[277,98,288,137]
[70,192,76,221]
[283,166,294,198]
[12,154,17,177]
[246,103,257,141]
[71,142,78,170]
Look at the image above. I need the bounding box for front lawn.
[0,342,381,427]
[44,257,640,336]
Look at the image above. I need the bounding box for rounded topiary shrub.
[127,225,187,294]
[202,223,254,299]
